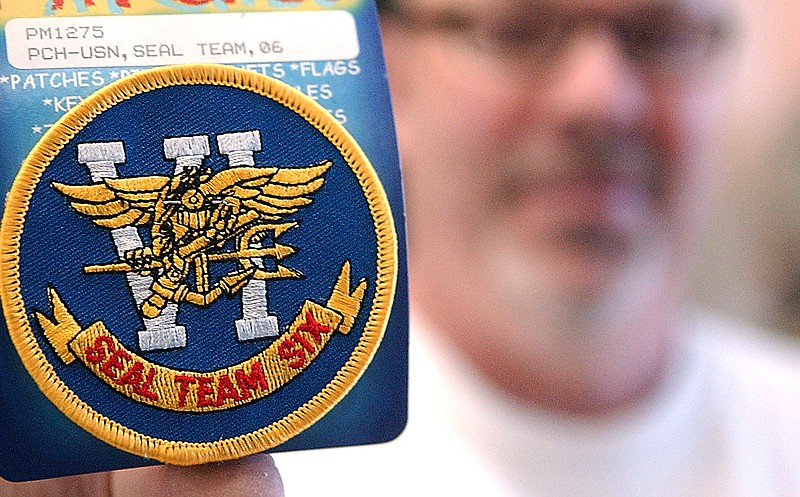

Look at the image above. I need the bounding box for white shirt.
[275,312,800,496]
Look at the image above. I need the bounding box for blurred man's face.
[384,0,733,406]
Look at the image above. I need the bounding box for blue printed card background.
[0,1,408,482]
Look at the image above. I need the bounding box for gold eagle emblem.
[52,161,332,319]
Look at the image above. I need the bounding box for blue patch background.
[0,2,409,481]
[19,82,383,442]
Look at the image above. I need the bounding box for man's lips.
[505,172,653,258]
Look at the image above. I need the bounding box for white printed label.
[6,11,359,70]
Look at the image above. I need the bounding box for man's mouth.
[504,168,654,262]
[560,223,631,259]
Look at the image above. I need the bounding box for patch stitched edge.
[0,63,398,465]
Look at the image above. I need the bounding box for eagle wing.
[52,176,170,229]
[200,160,333,222]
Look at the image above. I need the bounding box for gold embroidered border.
[0,63,398,465]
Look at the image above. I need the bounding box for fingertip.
[0,472,111,497]
[111,454,284,497]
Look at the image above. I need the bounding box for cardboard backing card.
[0,0,407,481]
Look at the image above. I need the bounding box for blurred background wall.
[692,0,800,335]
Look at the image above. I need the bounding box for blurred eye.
[472,13,571,62]
[428,9,473,34]
[616,12,729,68]
[479,19,551,56]
[618,17,679,62]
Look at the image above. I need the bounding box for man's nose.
[547,27,649,134]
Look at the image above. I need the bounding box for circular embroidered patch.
[0,64,397,465]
